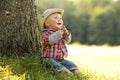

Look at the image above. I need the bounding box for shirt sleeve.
[42,32,49,44]
[49,30,62,44]
[42,30,62,45]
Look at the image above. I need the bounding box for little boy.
[41,8,79,76]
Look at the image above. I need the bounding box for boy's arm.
[42,30,62,45]
[49,30,62,44]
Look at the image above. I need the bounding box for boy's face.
[45,13,63,31]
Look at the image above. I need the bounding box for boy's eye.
[54,17,62,19]
[55,17,58,19]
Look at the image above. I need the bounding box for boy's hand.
[62,25,69,35]
[59,29,64,36]
[59,25,69,37]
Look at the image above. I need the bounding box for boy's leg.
[61,59,79,71]
[47,58,73,76]
[48,58,66,72]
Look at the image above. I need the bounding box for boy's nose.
[58,19,62,21]
[58,19,61,21]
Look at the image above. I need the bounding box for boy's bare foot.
[73,69,80,73]
[62,68,73,76]
[72,69,85,76]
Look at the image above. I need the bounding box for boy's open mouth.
[57,23,62,25]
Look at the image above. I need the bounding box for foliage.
[35,0,120,45]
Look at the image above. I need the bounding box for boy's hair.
[41,8,64,28]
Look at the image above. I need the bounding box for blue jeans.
[47,58,79,72]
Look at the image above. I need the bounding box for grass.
[0,44,120,80]
[0,54,89,80]
[67,43,120,80]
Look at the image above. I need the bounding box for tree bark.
[0,0,42,56]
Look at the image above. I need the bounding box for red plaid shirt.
[42,29,71,59]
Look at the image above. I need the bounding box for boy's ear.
[45,20,50,26]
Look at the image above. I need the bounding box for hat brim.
[49,8,64,16]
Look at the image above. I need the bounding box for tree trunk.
[0,0,42,56]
